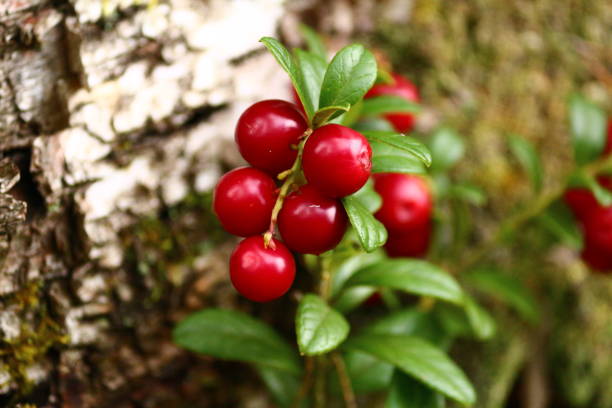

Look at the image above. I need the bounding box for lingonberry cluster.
[564,119,612,272]
[214,99,373,301]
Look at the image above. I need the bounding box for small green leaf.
[256,366,301,408]
[344,350,395,393]
[538,201,583,249]
[334,286,378,313]
[362,95,421,117]
[465,269,539,323]
[173,309,301,374]
[386,371,445,408]
[569,94,607,165]
[363,130,432,166]
[299,23,327,59]
[376,68,394,84]
[449,182,487,206]
[319,44,377,110]
[312,104,350,128]
[429,127,465,172]
[342,195,388,252]
[463,296,496,340]
[585,175,612,206]
[508,134,543,192]
[296,294,350,355]
[351,179,383,213]
[346,259,465,305]
[295,48,326,116]
[372,153,427,174]
[344,334,476,406]
[353,118,396,132]
[260,37,315,119]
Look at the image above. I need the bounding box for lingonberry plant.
[172,25,610,408]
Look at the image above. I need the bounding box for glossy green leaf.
[294,48,326,116]
[345,259,465,305]
[350,179,383,213]
[331,251,383,297]
[344,350,394,393]
[334,286,378,313]
[260,37,315,119]
[312,104,350,128]
[299,23,327,59]
[361,95,421,117]
[296,294,350,355]
[344,334,476,405]
[465,269,539,323]
[538,201,583,249]
[372,153,427,174]
[353,117,396,132]
[386,371,445,408]
[463,296,496,340]
[569,94,607,165]
[319,44,377,110]
[342,195,388,252]
[508,134,543,192]
[256,366,301,408]
[365,308,450,348]
[173,308,301,374]
[363,130,432,166]
[429,127,465,172]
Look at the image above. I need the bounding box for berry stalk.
[263,128,313,248]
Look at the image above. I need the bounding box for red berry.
[373,173,432,233]
[302,124,372,198]
[229,236,296,302]
[278,185,348,254]
[564,188,599,218]
[581,244,612,273]
[384,222,431,258]
[235,100,307,175]
[290,86,306,117]
[365,73,420,133]
[213,167,277,237]
[582,206,612,253]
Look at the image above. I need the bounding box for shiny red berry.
[373,173,432,233]
[384,222,431,258]
[235,100,307,175]
[213,167,276,237]
[365,73,420,133]
[564,188,599,218]
[302,124,372,198]
[582,206,612,253]
[581,245,612,273]
[229,236,296,302]
[278,185,348,254]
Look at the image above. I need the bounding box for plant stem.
[331,352,357,408]
[319,255,333,301]
[314,356,327,408]
[293,357,315,408]
[264,128,313,248]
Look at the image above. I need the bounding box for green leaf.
[345,259,465,305]
[342,195,388,252]
[331,252,383,298]
[299,23,327,59]
[448,183,487,206]
[538,201,583,249]
[363,130,432,166]
[296,294,350,355]
[569,94,607,165]
[334,286,378,313]
[173,309,301,374]
[353,117,396,132]
[260,37,315,120]
[294,48,326,117]
[312,104,350,128]
[256,366,301,408]
[350,179,382,213]
[319,44,377,111]
[344,334,476,405]
[465,269,539,323]
[463,296,496,340]
[365,308,450,348]
[344,350,395,393]
[386,371,445,408]
[362,95,421,117]
[372,153,427,174]
[508,134,543,192]
[429,127,465,172]
[585,175,612,206]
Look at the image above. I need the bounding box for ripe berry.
[365,73,419,133]
[213,167,276,237]
[582,206,612,253]
[278,185,348,254]
[235,100,307,175]
[373,173,432,233]
[581,245,612,273]
[302,124,372,198]
[564,188,599,218]
[290,86,306,117]
[229,236,296,302]
[384,222,431,258]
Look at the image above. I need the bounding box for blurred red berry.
[302,124,372,198]
[278,185,348,254]
[384,222,432,258]
[213,167,276,237]
[582,206,612,253]
[230,236,296,302]
[365,73,420,133]
[235,100,307,175]
[581,244,612,273]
